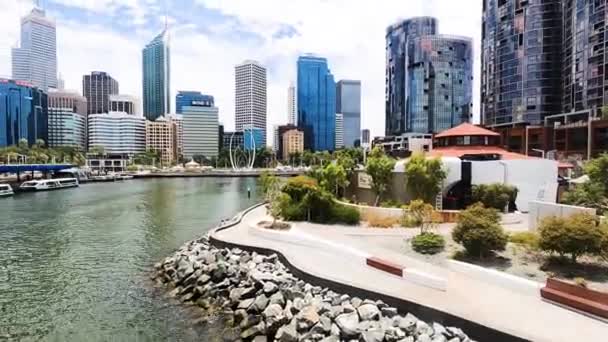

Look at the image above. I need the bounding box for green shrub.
[330,204,360,225]
[509,231,540,250]
[411,232,445,255]
[471,183,518,210]
[452,203,507,258]
[538,212,607,263]
[380,199,402,208]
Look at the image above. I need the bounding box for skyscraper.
[481,0,562,127]
[235,60,267,146]
[386,17,472,135]
[109,94,139,115]
[11,7,58,90]
[385,17,437,136]
[82,71,119,115]
[143,28,171,121]
[182,96,219,159]
[336,80,361,147]
[176,91,214,114]
[88,112,145,155]
[408,36,473,133]
[0,78,48,147]
[297,55,336,151]
[287,83,296,125]
[47,89,87,151]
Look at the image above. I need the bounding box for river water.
[0,177,260,341]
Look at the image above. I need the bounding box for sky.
[0,0,482,144]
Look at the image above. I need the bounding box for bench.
[540,278,608,319]
[366,257,404,277]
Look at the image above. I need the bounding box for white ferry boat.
[20,178,79,191]
[0,184,14,197]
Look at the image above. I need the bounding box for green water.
[0,178,260,341]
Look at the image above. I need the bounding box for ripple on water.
[0,178,259,341]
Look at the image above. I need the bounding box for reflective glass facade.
[562,0,607,112]
[481,0,562,126]
[385,17,437,135]
[297,55,336,151]
[408,36,473,133]
[0,78,48,147]
[176,91,214,114]
[142,29,171,121]
[336,80,361,147]
[243,127,264,151]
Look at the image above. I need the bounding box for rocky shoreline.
[153,235,474,342]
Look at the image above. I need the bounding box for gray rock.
[263,281,279,294]
[239,313,261,329]
[328,305,343,318]
[446,327,466,339]
[342,303,356,313]
[351,297,363,308]
[237,298,255,310]
[284,300,294,320]
[433,323,447,337]
[275,320,298,342]
[321,336,340,342]
[417,334,432,342]
[357,303,381,321]
[359,330,385,342]
[269,291,285,307]
[252,294,269,312]
[252,336,266,342]
[263,303,287,331]
[398,314,417,333]
[432,335,448,342]
[319,315,332,333]
[330,323,340,336]
[335,311,359,337]
[196,273,211,286]
[296,305,320,331]
[233,309,247,325]
[229,288,243,302]
[397,337,414,342]
[241,321,266,339]
[447,338,460,342]
[416,320,433,336]
[293,297,306,312]
[381,307,398,318]
[384,326,405,342]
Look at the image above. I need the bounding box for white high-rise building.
[287,82,296,125]
[88,112,146,155]
[335,113,344,149]
[182,105,219,159]
[11,7,58,90]
[109,94,140,116]
[235,60,267,146]
[48,89,87,151]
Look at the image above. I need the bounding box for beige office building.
[146,117,177,166]
[282,129,304,160]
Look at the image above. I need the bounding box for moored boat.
[19,178,79,191]
[0,184,14,197]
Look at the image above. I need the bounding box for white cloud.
[0,0,482,145]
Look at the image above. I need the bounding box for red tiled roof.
[429,145,533,160]
[434,123,500,138]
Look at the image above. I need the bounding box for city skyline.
[0,0,482,142]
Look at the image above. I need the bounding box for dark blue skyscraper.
[176,91,214,114]
[336,80,361,147]
[0,78,48,147]
[143,28,170,121]
[297,55,336,151]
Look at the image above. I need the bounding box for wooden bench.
[366,257,404,277]
[540,278,608,319]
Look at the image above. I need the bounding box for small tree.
[538,212,607,263]
[365,147,396,206]
[407,199,438,233]
[319,163,348,197]
[472,183,518,211]
[584,153,608,195]
[405,153,447,204]
[452,203,507,258]
[18,138,28,149]
[562,181,608,214]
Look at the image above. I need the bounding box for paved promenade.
[213,206,608,342]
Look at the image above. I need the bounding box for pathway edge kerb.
[208,204,530,342]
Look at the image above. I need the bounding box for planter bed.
[541,278,608,320]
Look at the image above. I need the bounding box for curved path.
[211,205,608,342]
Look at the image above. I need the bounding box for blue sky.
[0,0,482,142]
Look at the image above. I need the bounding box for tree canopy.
[365,147,396,206]
[405,152,447,204]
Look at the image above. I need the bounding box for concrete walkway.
[213,206,608,341]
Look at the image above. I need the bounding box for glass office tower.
[336,80,361,147]
[176,91,214,114]
[0,78,48,147]
[481,0,562,126]
[142,29,171,121]
[407,36,473,133]
[385,17,437,136]
[297,55,336,151]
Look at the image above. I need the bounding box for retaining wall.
[528,201,596,230]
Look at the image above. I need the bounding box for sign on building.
[358,172,372,189]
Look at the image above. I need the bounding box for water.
[0,177,260,341]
